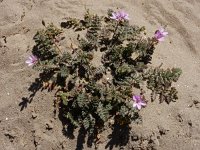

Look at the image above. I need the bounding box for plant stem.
[54,41,63,54]
[112,22,119,40]
[108,22,119,50]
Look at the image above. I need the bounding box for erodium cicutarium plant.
[26,9,182,145]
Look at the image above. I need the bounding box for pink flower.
[25,55,38,66]
[132,95,146,110]
[154,27,168,42]
[110,11,129,21]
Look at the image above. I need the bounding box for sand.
[0,0,200,149]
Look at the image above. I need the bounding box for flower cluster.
[25,55,38,66]
[110,11,168,42]
[110,10,129,21]
[154,27,168,42]
[132,95,146,110]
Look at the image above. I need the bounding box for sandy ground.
[0,0,200,149]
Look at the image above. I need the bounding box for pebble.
[184,85,189,88]
[193,100,199,105]
[188,120,192,127]
[158,125,169,135]
[109,119,114,125]
[131,134,139,141]
[32,112,37,119]
[46,121,54,130]
[151,135,160,146]
[187,103,193,108]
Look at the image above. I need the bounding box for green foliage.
[144,67,182,103]
[30,9,182,139]
[33,24,63,60]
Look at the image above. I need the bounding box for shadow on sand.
[20,76,132,150]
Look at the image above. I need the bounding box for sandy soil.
[0,0,200,149]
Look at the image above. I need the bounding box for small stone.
[151,135,160,146]
[46,121,54,130]
[157,110,161,115]
[193,100,199,105]
[158,126,169,135]
[176,114,183,123]
[62,141,67,149]
[32,113,37,119]
[109,119,114,125]
[193,100,200,108]
[188,120,192,127]
[131,134,139,141]
[4,132,15,142]
[5,118,8,120]
[188,103,193,108]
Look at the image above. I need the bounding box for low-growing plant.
[26,9,182,145]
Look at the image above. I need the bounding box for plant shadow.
[20,70,136,150]
[58,103,132,150]
[58,102,94,150]
[19,71,54,111]
[105,123,131,150]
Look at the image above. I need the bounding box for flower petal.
[110,11,129,21]
[158,37,165,41]
[110,16,116,19]
[137,104,142,110]
[124,16,129,20]
[132,96,136,101]
[25,60,31,64]
[133,103,137,108]
[28,56,33,60]
[133,95,141,101]
[140,102,146,106]
[162,31,168,36]
[28,63,33,66]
